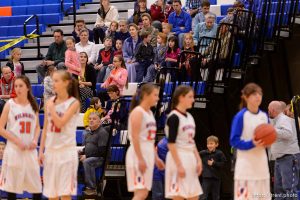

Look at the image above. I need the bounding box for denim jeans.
[274,153,300,200]
[96,65,108,83]
[152,180,165,200]
[82,157,104,189]
[36,62,65,81]
[136,60,153,83]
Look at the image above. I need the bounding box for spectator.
[105,21,118,45]
[268,101,300,199]
[144,32,167,82]
[95,36,114,83]
[134,30,155,82]
[193,0,216,30]
[75,29,98,64]
[220,7,234,24]
[6,48,25,77]
[152,137,168,200]
[36,29,67,80]
[200,135,226,200]
[72,19,94,43]
[123,23,142,82]
[185,0,202,17]
[43,65,56,103]
[150,0,174,29]
[115,20,131,42]
[179,33,198,81]
[164,35,180,68]
[162,22,174,39]
[0,66,16,113]
[79,52,97,112]
[114,39,123,56]
[65,37,81,79]
[168,0,192,48]
[101,55,128,94]
[140,13,159,47]
[79,112,109,195]
[193,14,218,49]
[129,0,150,27]
[83,97,104,129]
[93,0,119,44]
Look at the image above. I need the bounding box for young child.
[39,70,80,199]
[43,66,56,104]
[165,85,202,199]
[200,135,226,200]
[130,0,150,28]
[125,83,164,199]
[65,37,81,79]
[6,48,25,77]
[115,20,131,42]
[230,83,271,200]
[0,75,42,199]
[83,97,103,129]
[114,39,123,56]
[193,0,216,31]
[152,137,168,200]
[134,30,155,82]
[95,36,114,83]
[105,21,118,45]
[144,32,167,82]
[164,36,180,68]
[220,7,234,24]
[162,22,174,39]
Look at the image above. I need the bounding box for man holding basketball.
[268,101,300,199]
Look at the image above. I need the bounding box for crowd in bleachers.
[0,0,253,197]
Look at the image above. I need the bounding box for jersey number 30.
[50,121,61,133]
[19,121,31,134]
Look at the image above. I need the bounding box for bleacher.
[0,0,299,198]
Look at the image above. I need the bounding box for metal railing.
[23,14,42,58]
[61,0,77,27]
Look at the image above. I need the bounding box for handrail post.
[73,0,76,27]
[60,0,64,13]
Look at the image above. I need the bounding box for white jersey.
[6,99,37,146]
[45,96,78,149]
[128,106,157,143]
[165,110,196,150]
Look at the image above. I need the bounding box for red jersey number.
[147,130,156,140]
[50,120,61,133]
[20,121,31,134]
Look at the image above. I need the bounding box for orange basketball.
[254,124,277,146]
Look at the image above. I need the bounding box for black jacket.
[200,149,226,179]
[83,63,97,95]
[5,60,25,75]
[83,126,109,158]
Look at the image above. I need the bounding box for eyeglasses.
[113,60,121,62]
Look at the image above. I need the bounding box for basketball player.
[230,83,270,200]
[126,83,165,200]
[0,75,42,200]
[165,85,203,200]
[39,70,80,200]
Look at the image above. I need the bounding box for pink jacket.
[101,67,128,94]
[65,49,81,76]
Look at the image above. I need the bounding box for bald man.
[268,101,300,199]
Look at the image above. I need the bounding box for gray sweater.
[270,113,300,160]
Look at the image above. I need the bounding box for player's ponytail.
[130,83,159,112]
[55,70,80,102]
[171,85,194,110]
[239,83,263,109]
[15,75,39,113]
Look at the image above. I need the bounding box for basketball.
[254,124,277,146]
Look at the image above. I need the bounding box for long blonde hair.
[9,48,21,61]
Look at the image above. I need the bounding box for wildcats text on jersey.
[14,113,34,121]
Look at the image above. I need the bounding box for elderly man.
[79,112,109,195]
[268,101,300,199]
[168,0,192,48]
[36,29,67,80]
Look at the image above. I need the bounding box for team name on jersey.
[48,111,64,117]
[146,122,156,129]
[182,125,195,132]
[14,113,34,121]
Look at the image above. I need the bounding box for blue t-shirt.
[153,137,168,181]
